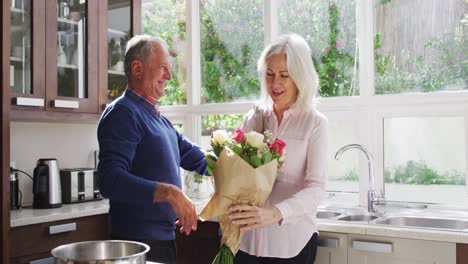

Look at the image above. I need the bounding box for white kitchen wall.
[10,122,99,207]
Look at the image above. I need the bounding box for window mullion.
[264,0,278,46]
[357,0,375,98]
[186,0,201,143]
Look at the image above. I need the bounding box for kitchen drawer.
[10,214,109,260]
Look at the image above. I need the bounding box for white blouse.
[239,104,328,258]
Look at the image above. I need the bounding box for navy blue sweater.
[97,89,207,240]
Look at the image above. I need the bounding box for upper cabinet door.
[107,0,132,102]
[10,0,46,110]
[45,0,98,113]
[98,0,139,112]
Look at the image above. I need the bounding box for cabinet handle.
[352,240,393,253]
[13,97,45,107]
[318,238,339,248]
[30,257,54,264]
[10,65,14,87]
[53,99,79,109]
[49,222,76,234]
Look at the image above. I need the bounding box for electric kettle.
[33,158,62,209]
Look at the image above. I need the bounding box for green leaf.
[213,145,223,157]
[262,152,272,163]
[233,144,243,156]
[250,156,262,168]
[207,166,215,177]
[205,152,218,168]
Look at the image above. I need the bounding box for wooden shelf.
[10,57,23,62]
[108,69,125,76]
[57,17,78,26]
[108,28,127,36]
[58,63,78,69]
[10,8,25,14]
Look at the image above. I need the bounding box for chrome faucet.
[334,144,384,212]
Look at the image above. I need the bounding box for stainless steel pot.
[51,240,150,264]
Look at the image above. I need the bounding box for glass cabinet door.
[10,0,32,95]
[107,0,131,101]
[56,0,87,98]
[45,0,98,113]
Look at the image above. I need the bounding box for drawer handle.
[352,240,393,253]
[14,97,45,107]
[49,222,76,234]
[53,99,79,109]
[318,238,339,248]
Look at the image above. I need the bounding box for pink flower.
[335,40,345,49]
[270,138,286,155]
[233,129,245,143]
[324,47,331,53]
[329,2,337,9]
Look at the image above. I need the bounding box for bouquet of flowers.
[200,129,286,264]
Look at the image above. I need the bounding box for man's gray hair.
[124,35,169,81]
[257,34,319,111]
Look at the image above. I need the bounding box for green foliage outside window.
[384,160,465,185]
[374,18,467,94]
[142,0,187,105]
[201,114,244,136]
[200,0,262,103]
[337,160,464,185]
[313,2,356,97]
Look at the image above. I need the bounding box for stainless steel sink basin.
[376,216,468,230]
[338,214,378,222]
[316,210,341,219]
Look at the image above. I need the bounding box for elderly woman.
[228,34,328,264]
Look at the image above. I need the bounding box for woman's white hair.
[257,33,319,111]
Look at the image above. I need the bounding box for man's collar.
[125,87,160,116]
[127,87,158,105]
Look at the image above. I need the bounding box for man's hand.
[228,204,283,231]
[153,183,198,235]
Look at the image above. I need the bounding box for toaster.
[60,168,102,204]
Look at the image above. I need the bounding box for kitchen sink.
[376,216,468,230]
[316,210,342,219]
[337,214,378,222]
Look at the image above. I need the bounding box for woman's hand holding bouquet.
[200,129,286,264]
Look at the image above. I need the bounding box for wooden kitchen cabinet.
[7,0,141,122]
[457,243,468,264]
[176,220,221,264]
[9,214,110,264]
[347,234,456,264]
[315,231,348,264]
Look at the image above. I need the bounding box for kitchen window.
[199,0,264,104]
[142,0,188,105]
[384,116,467,206]
[374,0,467,94]
[142,0,468,209]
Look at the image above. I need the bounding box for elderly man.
[97,35,207,264]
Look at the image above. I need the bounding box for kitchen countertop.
[317,219,468,244]
[10,199,109,227]
[10,198,468,244]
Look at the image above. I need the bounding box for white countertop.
[10,198,468,244]
[317,219,468,244]
[10,199,109,227]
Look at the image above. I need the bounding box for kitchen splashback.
[10,122,98,207]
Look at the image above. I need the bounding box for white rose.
[256,142,269,157]
[211,130,230,146]
[245,131,265,148]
